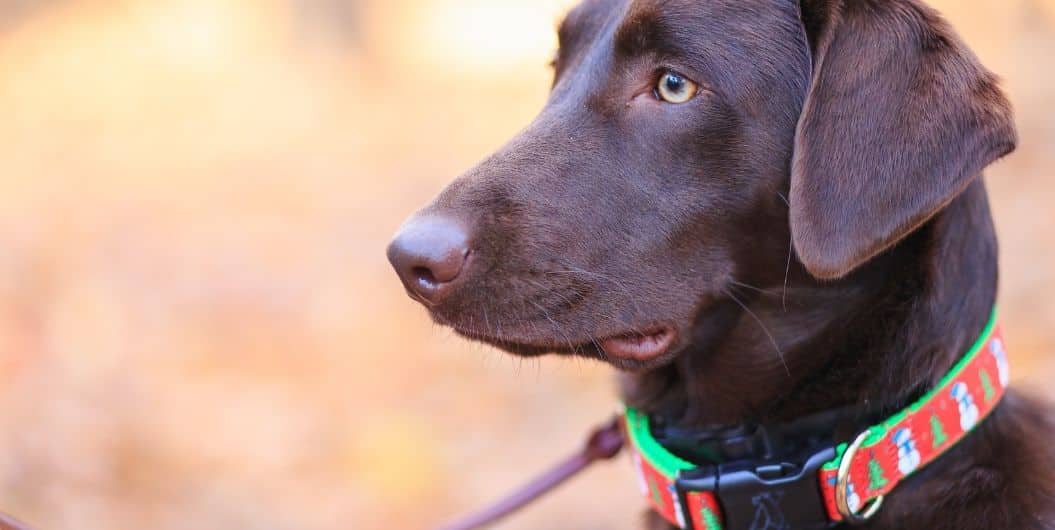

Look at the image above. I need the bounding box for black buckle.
[675,447,836,530]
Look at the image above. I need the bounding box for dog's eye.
[656,71,697,104]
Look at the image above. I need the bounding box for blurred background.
[0,1,1052,529]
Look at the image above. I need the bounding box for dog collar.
[623,309,1008,530]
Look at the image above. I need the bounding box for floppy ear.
[791,0,1017,279]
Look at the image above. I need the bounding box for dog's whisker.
[546,266,643,319]
[589,337,605,358]
[728,279,783,296]
[481,305,491,336]
[776,191,793,312]
[525,278,617,325]
[775,191,790,208]
[523,277,609,357]
[522,277,629,339]
[723,287,790,377]
[527,298,580,355]
[782,241,792,313]
[527,315,543,341]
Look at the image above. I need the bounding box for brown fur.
[389,1,1055,528]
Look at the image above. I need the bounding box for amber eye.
[656,71,698,103]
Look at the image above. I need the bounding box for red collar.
[623,309,1008,530]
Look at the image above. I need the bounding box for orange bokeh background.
[0,1,1052,529]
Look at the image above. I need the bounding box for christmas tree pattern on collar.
[622,309,1008,530]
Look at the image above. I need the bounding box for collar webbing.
[622,309,1008,530]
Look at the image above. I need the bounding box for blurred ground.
[0,1,1051,529]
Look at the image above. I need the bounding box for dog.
[387,1,1055,528]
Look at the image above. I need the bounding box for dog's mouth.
[598,326,677,361]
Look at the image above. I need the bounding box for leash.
[436,416,625,530]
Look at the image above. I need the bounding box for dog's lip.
[599,325,677,361]
[442,316,679,362]
[445,325,557,356]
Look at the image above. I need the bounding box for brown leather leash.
[437,416,625,530]
[0,420,624,530]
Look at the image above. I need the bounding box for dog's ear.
[791,0,1016,280]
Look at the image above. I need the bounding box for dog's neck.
[620,180,999,430]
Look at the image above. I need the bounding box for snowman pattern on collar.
[991,337,1010,387]
[845,483,862,514]
[892,428,922,475]
[951,382,980,431]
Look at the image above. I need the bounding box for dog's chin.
[448,322,684,372]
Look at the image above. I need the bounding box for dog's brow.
[556,1,592,45]
[556,11,576,46]
[613,2,676,57]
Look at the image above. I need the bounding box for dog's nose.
[387,216,471,305]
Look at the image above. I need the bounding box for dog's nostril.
[386,215,472,305]
[412,266,439,289]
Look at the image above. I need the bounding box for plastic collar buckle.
[675,447,836,530]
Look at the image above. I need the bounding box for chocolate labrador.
[387,0,1055,528]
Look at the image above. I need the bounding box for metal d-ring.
[835,430,885,524]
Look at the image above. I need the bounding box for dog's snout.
[387,215,471,306]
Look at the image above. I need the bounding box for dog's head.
[387,0,1015,371]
